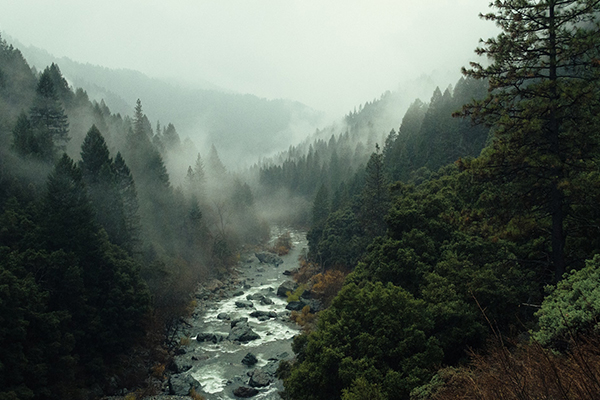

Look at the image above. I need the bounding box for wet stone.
[233,386,259,398]
[228,321,261,343]
[246,293,265,301]
[169,373,201,396]
[217,312,231,320]
[241,352,258,367]
[235,300,254,308]
[260,297,274,305]
[231,317,248,328]
[248,369,272,388]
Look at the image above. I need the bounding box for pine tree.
[163,122,181,151]
[11,112,36,157]
[80,125,131,250]
[80,125,112,182]
[114,152,141,253]
[361,144,389,238]
[29,67,70,161]
[459,0,600,280]
[42,154,98,257]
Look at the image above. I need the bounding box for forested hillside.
[0,34,269,399]
[269,1,600,400]
[9,38,324,170]
[4,0,600,399]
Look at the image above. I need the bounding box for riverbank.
[159,229,307,400]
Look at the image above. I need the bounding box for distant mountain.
[7,36,324,169]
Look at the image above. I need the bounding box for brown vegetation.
[290,305,317,331]
[294,256,321,284]
[425,335,600,400]
[311,269,347,308]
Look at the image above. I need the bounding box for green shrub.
[534,255,600,346]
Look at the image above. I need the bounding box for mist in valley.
[0,1,531,399]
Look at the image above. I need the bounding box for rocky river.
[166,229,309,399]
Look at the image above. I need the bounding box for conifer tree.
[114,152,141,253]
[80,125,130,250]
[11,112,36,157]
[361,144,389,237]
[208,144,227,179]
[459,0,600,280]
[29,67,69,161]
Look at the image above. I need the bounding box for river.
[170,229,306,399]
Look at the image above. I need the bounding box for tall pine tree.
[459,0,600,280]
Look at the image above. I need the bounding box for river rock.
[246,293,265,301]
[241,352,258,366]
[196,332,225,343]
[169,358,192,373]
[169,373,201,395]
[228,321,261,343]
[235,300,254,308]
[231,317,248,328]
[248,369,272,387]
[262,360,280,376]
[260,297,274,305]
[283,268,298,276]
[249,310,274,319]
[286,301,307,311]
[233,386,259,397]
[232,289,245,296]
[217,312,231,320]
[255,252,283,266]
[277,281,298,297]
[303,298,323,312]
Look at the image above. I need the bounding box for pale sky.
[0,0,498,116]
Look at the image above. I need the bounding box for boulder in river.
[286,301,305,311]
[241,352,258,366]
[248,369,272,388]
[262,360,280,376]
[217,312,230,320]
[169,357,193,374]
[231,317,248,328]
[196,332,225,343]
[285,299,322,313]
[249,310,275,319]
[254,252,283,266]
[283,268,298,276]
[246,293,265,301]
[260,297,274,305]
[277,281,298,297]
[169,373,201,396]
[233,386,259,397]
[228,321,261,343]
[235,300,254,308]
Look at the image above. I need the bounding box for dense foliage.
[275,1,600,399]
[0,34,269,398]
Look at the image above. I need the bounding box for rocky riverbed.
[164,229,308,399]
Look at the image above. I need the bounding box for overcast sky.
[0,0,499,117]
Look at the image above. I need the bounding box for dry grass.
[429,334,600,400]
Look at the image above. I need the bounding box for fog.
[0,0,499,119]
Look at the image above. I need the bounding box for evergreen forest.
[3,1,600,399]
